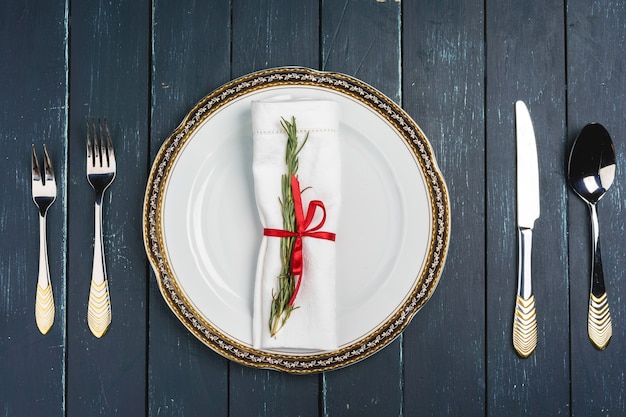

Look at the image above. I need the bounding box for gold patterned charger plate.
[143,67,450,373]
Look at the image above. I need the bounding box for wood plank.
[484,1,570,415]
[148,0,232,416]
[321,1,403,415]
[567,2,626,416]
[0,1,67,416]
[66,0,150,415]
[231,0,319,79]
[228,0,321,415]
[322,0,402,105]
[402,0,486,415]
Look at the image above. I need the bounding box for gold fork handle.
[88,196,111,338]
[35,213,54,334]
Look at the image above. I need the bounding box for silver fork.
[31,145,56,334]
[86,117,116,338]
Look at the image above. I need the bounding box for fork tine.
[86,117,93,166]
[43,144,54,183]
[94,117,102,167]
[32,144,41,182]
[103,117,114,166]
[98,117,106,166]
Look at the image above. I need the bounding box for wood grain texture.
[67,0,150,415]
[567,1,626,416]
[149,1,231,416]
[402,0,486,415]
[485,1,570,416]
[0,1,67,416]
[322,0,402,104]
[231,0,319,79]
[321,1,403,416]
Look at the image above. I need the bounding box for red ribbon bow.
[263,174,336,306]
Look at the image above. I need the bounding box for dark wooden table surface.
[2,0,626,416]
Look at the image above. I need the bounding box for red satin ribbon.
[264,174,336,306]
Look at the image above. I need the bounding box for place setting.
[30,68,617,372]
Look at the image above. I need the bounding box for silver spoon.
[568,122,616,350]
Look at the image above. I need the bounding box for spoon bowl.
[569,123,616,204]
[568,122,616,350]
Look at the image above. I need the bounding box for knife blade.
[513,100,539,358]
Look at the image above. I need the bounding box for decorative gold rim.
[143,67,450,373]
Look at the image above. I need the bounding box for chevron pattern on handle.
[35,283,54,334]
[88,279,111,338]
[513,295,537,358]
[588,292,611,350]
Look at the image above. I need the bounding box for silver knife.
[513,100,539,358]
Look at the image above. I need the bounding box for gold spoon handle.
[588,204,611,350]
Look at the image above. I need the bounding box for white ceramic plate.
[144,68,450,373]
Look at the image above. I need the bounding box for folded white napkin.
[251,97,341,350]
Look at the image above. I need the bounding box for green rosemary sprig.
[269,116,309,337]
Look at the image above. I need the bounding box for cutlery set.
[514,101,616,357]
[31,117,116,338]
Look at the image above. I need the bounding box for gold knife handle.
[513,295,537,358]
[514,227,536,357]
